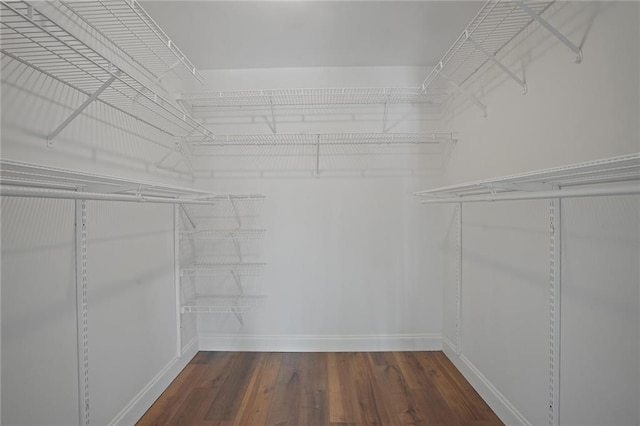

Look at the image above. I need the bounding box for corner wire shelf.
[0,159,227,205]
[419,0,583,116]
[0,1,213,151]
[414,153,640,203]
[58,0,205,86]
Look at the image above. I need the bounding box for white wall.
[1,197,78,426]
[192,66,446,351]
[0,12,194,424]
[85,201,177,425]
[440,2,640,425]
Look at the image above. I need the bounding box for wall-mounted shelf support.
[382,99,389,133]
[464,31,527,94]
[315,134,321,176]
[230,197,242,229]
[269,96,277,134]
[231,270,244,294]
[47,71,121,147]
[232,308,244,327]
[178,204,196,229]
[515,1,583,63]
[434,64,488,117]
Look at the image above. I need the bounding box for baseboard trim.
[199,333,441,352]
[108,337,198,426]
[442,340,531,426]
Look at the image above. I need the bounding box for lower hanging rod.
[0,186,217,205]
[419,183,640,204]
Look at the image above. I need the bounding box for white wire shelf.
[181,262,267,277]
[181,295,267,314]
[187,133,455,147]
[0,159,225,204]
[415,153,640,203]
[180,229,266,240]
[59,0,205,85]
[420,1,555,97]
[0,1,213,144]
[178,87,447,109]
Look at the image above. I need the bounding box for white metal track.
[75,199,89,426]
[0,2,213,144]
[58,0,205,85]
[549,199,561,426]
[456,203,463,356]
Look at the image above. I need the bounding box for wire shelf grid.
[181,295,267,314]
[187,132,455,147]
[59,0,204,85]
[420,0,553,93]
[415,153,640,201]
[179,87,448,109]
[0,1,213,141]
[181,262,267,277]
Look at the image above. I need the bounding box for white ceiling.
[140,1,483,70]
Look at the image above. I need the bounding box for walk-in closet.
[1,1,639,425]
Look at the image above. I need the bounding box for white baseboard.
[198,333,441,352]
[442,340,531,426]
[108,337,199,426]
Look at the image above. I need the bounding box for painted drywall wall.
[191,66,446,350]
[85,201,177,425]
[440,2,640,424]
[0,10,192,423]
[1,197,78,426]
[0,198,182,425]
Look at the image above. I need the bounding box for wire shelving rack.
[0,1,213,147]
[415,153,640,203]
[419,0,583,116]
[0,159,222,204]
[179,87,446,110]
[59,0,205,86]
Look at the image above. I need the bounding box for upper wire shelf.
[0,159,223,204]
[0,1,213,144]
[420,1,555,95]
[415,153,640,203]
[178,87,447,109]
[187,133,455,147]
[59,0,205,85]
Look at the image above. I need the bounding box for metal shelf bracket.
[434,63,488,118]
[516,1,583,63]
[464,31,528,94]
[46,71,121,147]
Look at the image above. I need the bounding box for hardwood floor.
[137,351,503,426]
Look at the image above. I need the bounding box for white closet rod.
[420,183,640,204]
[0,186,217,205]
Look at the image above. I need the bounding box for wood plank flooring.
[137,351,503,426]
